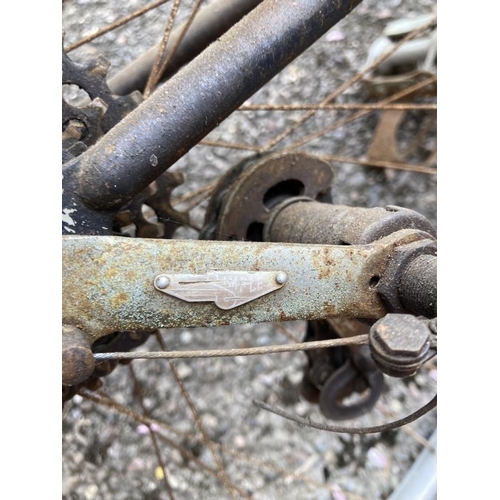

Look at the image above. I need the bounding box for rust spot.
[111,292,130,308]
[324,304,336,317]
[278,310,291,322]
[105,267,119,280]
[314,247,336,279]
[125,270,137,281]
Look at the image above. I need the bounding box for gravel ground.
[62,0,437,498]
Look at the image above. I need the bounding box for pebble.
[136,424,150,435]
[202,412,218,429]
[390,398,404,414]
[294,401,310,417]
[326,29,345,42]
[176,362,193,379]
[287,370,303,386]
[234,435,246,449]
[154,466,164,480]
[180,330,193,344]
[84,484,98,500]
[367,447,389,470]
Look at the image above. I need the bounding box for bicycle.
[62,1,438,498]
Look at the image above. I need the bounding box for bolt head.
[372,314,430,357]
[369,314,431,377]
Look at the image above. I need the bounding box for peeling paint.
[62,208,77,226]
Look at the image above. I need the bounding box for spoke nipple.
[155,275,170,289]
[275,272,287,285]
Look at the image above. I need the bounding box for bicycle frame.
[62,0,436,406]
[62,0,362,234]
[61,2,438,495]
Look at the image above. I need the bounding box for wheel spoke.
[128,364,176,500]
[65,0,171,52]
[63,2,438,498]
[284,75,437,153]
[154,331,245,500]
[144,0,182,99]
[238,103,436,111]
[259,15,437,153]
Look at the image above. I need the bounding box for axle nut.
[369,314,431,378]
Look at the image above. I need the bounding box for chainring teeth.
[62,42,143,159]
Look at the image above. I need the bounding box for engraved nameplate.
[154,270,287,310]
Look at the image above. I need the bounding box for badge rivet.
[275,272,287,285]
[156,276,170,289]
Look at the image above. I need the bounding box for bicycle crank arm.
[63,230,426,343]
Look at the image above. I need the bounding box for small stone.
[377,8,393,19]
[326,29,345,42]
[367,447,388,469]
[127,458,145,473]
[257,335,271,346]
[287,370,303,386]
[389,398,403,414]
[154,466,164,480]
[234,435,246,449]
[202,413,218,429]
[84,484,98,500]
[294,401,310,417]
[168,474,180,489]
[180,330,193,344]
[176,362,193,379]
[136,424,150,435]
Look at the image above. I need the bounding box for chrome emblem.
[154,270,287,310]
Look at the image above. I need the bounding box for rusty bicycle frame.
[62,0,436,398]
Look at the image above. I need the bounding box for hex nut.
[369,314,431,377]
[377,237,437,314]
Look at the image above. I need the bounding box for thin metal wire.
[284,75,437,152]
[320,154,436,175]
[198,79,436,154]
[65,0,170,52]
[394,416,435,451]
[199,139,260,151]
[144,0,182,98]
[253,395,437,434]
[239,103,437,111]
[80,389,248,495]
[94,335,369,362]
[152,0,205,90]
[155,332,245,500]
[170,179,218,207]
[259,16,437,153]
[273,322,302,343]
[128,364,176,500]
[79,388,338,493]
